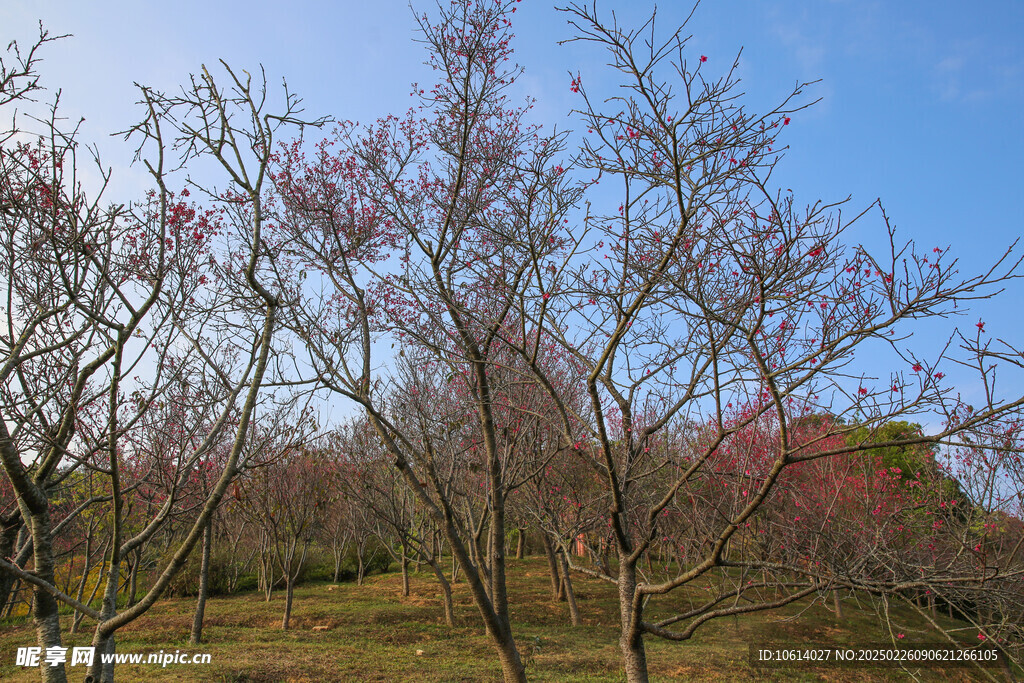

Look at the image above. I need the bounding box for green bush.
[153,537,393,597]
[328,540,392,583]
[161,545,249,598]
[294,548,334,584]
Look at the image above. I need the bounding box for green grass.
[0,557,1000,681]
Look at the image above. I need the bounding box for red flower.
[783,117,791,125]
[976,321,985,332]
[912,364,922,372]
[700,55,707,63]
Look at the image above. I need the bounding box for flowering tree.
[327,427,413,592]
[0,33,147,682]
[5,3,1012,682]
[934,409,1024,663]
[0,29,321,679]
[272,0,579,677]
[264,0,1024,679]
[487,5,1024,680]
[237,441,327,630]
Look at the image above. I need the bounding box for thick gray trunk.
[87,633,116,683]
[618,561,649,683]
[496,638,527,683]
[489,502,510,622]
[29,510,68,683]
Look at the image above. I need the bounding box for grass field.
[0,557,1001,681]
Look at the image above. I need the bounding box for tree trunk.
[618,561,649,683]
[357,543,366,586]
[541,534,562,601]
[478,527,492,603]
[263,570,273,600]
[282,575,295,630]
[557,551,582,626]
[515,528,526,559]
[400,545,410,597]
[600,538,612,577]
[29,510,68,683]
[492,623,527,683]
[833,588,843,621]
[332,545,342,583]
[261,545,274,602]
[1,580,19,619]
[258,531,273,601]
[429,559,456,627]
[91,496,127,683]
[88,633,116,683]
[127,546,141,607]
[488,500,511,623]
[190,519,213,644]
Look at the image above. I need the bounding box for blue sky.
[4,1,1020,266]
[4,1,1021,247]
[4,0,1024,411]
